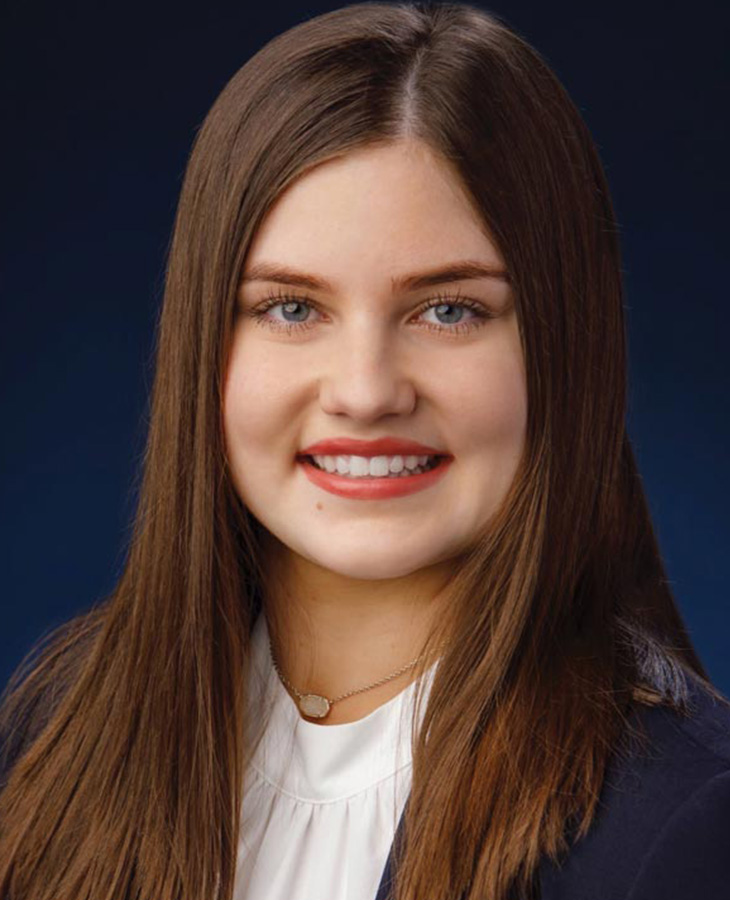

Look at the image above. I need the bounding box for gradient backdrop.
[1,0,728,693]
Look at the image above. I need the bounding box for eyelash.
[246,287,496,337]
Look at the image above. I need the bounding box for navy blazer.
[375,671,730,900]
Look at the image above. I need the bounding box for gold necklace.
[268,635,448,720]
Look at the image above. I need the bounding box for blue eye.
[246,288,496,336]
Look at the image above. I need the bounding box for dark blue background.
[1,1,728,692]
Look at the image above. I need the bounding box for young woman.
[1,3,728,899]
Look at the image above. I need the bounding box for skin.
[223,139,527,724]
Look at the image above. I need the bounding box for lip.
[297,455,454,500]
[298,437,451,458]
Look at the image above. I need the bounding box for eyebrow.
[240,260,510,293]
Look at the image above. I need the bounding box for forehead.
[243,140,505,292]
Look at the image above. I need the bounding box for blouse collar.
[246,611,440,802]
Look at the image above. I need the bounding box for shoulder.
[625,766,730,900]
[539,671,730,900]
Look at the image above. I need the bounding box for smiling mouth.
[299,454,446,478]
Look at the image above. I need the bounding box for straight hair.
[1,3,725,899]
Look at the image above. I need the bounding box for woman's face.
[223,139,527,582]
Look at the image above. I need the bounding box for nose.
[317,319,416,421]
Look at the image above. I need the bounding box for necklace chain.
[268,634,449,719]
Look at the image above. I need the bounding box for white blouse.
[233,611,440,900]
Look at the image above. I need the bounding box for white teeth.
[311,454,438,478]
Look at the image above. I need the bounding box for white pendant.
[299,694,331,718]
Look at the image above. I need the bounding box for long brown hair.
[0,3,724,899]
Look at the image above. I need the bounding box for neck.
[260,537,453,725]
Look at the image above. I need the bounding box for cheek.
[483,366,527,439]
[222,349,292,508]
[222,335,294,446]
[435,344,527,451]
